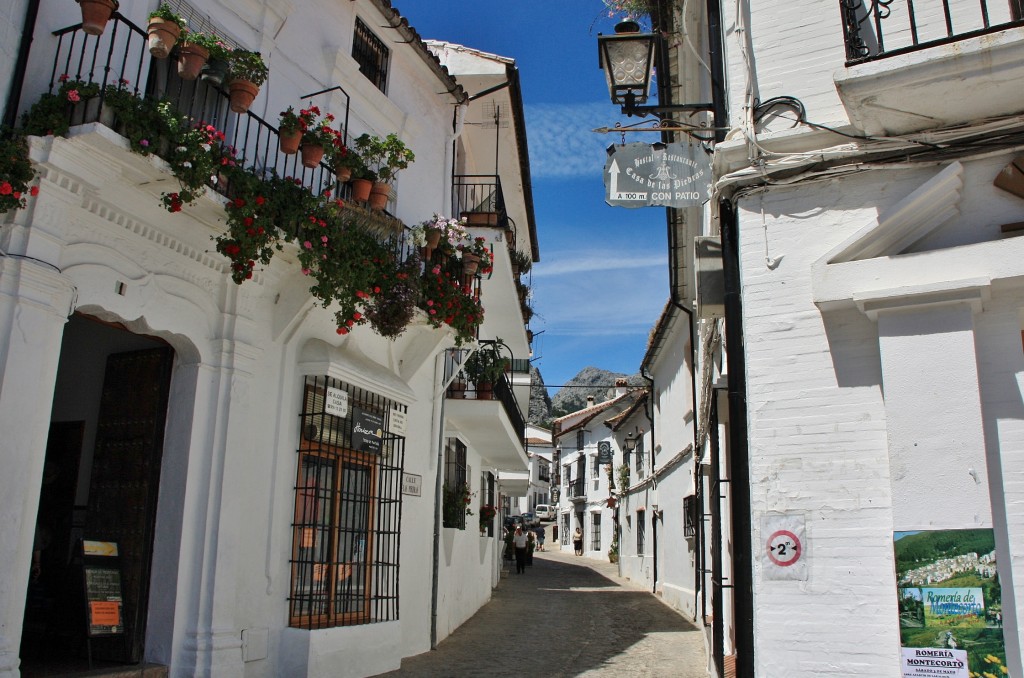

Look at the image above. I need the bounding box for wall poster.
[894,529,1006,677]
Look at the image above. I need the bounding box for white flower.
[182,162,192,168]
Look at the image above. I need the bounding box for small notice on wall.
[760,513,807,581]
[900,648,969,677]
[324,387,349,418]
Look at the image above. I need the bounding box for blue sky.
[395,1,670,392]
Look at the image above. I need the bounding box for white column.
[0,258,75,678]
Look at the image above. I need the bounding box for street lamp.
[597,30,713,118]
[623,432,638,453]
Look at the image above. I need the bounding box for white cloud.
[525,102,623,179]
[532,251,665,277]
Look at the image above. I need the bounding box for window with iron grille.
[637,510,646,554]
[590,513,602,551]
[635,436,645,478]
[683,495,698,538]
[352,18,390,93]
[561,513,570,546]
[442,438,468,529]
[576,429,585,450]
[290,376,406,629]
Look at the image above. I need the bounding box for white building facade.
[649,0,1024,675]
[1,2,537,677]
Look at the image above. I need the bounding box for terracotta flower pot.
[351,178,373,202]
[301,143,325,169]
[227,79,259,114]
[334,166,352,183]
[462,252,481,276]
[147,17,181,59]
[476,381,493,400]
[279,130,301,155]
[369,181,390,210]
[425,227,442,249]
[79,0,118,36]
[177,43,210,81]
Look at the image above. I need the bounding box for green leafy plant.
[148,3,185,28]
[228,49,268,86]
[509,248,532,275]
[21,76,101,137]
[458,236,493,274]
[278,106,301,135]
[354,132,414,183]
[442,482,474,529]
[185,32,232,62]
[363,252,422,340]
[464,342,506,385]
[297,106,338,148]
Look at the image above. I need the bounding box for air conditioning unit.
[695,236,724,319]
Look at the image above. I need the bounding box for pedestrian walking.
[573,527,583,556]
[535,525,545,551]
[513,526,528,574]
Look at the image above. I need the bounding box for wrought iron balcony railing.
[443,348,525,443]
[568,479,586,500]
[841,0,1024,65]
[452,175,512,236]
[25,15,422,260]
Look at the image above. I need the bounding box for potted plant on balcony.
[464,341,504,400]
[77,0,119,36]
[479,504,497,535]
[458,236,492,277]
[176,30,210,81]
[354,133,414,210]
[298,106,337,169]
[0,134,38,214]
[226,49,268,114]
[509,248,531,278]
[277,106,302,155]
[329,143,362,184]
[147,4,185,59]
[197,36,232,87]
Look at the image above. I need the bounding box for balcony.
[568,479,586,502]
[453,175,512,240]
[29,14,349,203]
[836,1,1024,135]
[443,348,527,472]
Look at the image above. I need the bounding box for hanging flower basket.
[78,0,118,36]
[301,143,325,169]
[227,79,259,114]
[147,17,181,59]
[335,166,352,183]
[177,43,210,81]
[279,130,301,155]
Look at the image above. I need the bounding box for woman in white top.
[513,526,529,573]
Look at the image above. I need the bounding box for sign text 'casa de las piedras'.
[604,142,712,209]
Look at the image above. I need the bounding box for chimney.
[615,377,628,397]
[586,395,595,407]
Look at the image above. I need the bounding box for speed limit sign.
[761,514,807,581]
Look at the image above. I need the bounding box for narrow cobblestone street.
[376,545,708,677]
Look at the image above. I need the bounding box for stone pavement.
[374,545,708,677]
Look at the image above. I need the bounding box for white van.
[534,504,555,521]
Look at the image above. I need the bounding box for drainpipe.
[708,395,724,678]
[720,198,754,676]
[3,0,41,129]
[429,351,446,649]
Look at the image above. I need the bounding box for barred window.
[576,429,584,450]
[684,495,698,538]
[591,513,602,551]
[353,18,390,92]
[561,513,571,546]
[290,376,406,629]
[635,436,645,478]
[443,439,468,529]
[637,509,646,554]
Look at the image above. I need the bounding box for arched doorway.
[21,314,175,675]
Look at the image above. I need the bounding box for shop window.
[289,376,406,629]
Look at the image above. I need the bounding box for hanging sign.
[352,407,383,454]
[597,441,613,464]
[604,142,711,208]
[761,513,807,581]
